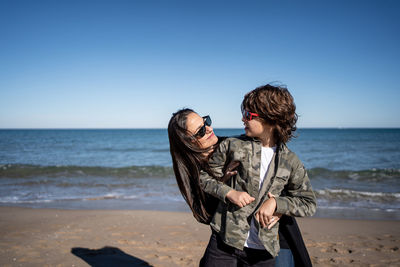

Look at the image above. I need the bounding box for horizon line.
[1,127,399,130]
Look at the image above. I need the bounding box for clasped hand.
[255,192,281,229]
[222,161,280,229]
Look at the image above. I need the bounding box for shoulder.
[279,144,303,170]
[219,135,258,149]
[222,134,256,144]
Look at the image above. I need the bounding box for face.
[242,111,275,141]
[186,112,218,149]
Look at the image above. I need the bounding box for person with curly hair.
[198,84,316,266]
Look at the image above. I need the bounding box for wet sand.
[0,207,399,266]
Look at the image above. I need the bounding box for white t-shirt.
[244,146,276,249]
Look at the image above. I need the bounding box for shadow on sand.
[71,246,152,267]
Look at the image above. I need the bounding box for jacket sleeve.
[274,161,317,217]
[199,140,233,203]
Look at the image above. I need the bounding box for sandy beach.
[0,207,399,267]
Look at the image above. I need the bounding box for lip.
[207,132,215,140]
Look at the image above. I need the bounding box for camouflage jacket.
[199,135,316,257]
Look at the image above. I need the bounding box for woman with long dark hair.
[168,108,312,267]
[168,108,249,223]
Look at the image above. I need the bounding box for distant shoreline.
[1,202,399,221]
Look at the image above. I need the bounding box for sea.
[0,128,399,220]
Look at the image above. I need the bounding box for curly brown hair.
[241,84,298,144]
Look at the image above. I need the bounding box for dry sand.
[0,207,399,267]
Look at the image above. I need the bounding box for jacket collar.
[240,134,287,153]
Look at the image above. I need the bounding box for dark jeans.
[275,249,294,267]
[200,231,275,267]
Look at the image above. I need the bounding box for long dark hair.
[167,108,218,224]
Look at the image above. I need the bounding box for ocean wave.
[0,192,183,204]
[308,167,400,181]
[0,164,174,178]
[1,164,399,181]
[92,147,170,153]
[315,188,400,203]
[1,180,151,188]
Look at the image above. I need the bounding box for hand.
[221,161,239,182]
[266,192,282,229]
[255,192,277,228]
[266,213,282,229]
[226,190,255,208]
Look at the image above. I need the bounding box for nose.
[206,125,213,133]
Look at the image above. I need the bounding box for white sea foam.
[316,189,400,198]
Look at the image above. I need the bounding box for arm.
[274,162,317,217]
[256,162,316,228]
[199,140,232,203]
[199,140,255,207]
[200,169,256,207]
[199,169,232,203]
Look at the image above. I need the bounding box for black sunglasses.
[193,115,212,138]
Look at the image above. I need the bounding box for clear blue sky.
[1,0,399,128]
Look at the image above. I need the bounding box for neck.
[259,128,276,147]
[202,136,219,158]
[202,143,217,159]
[261,137,276,147]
